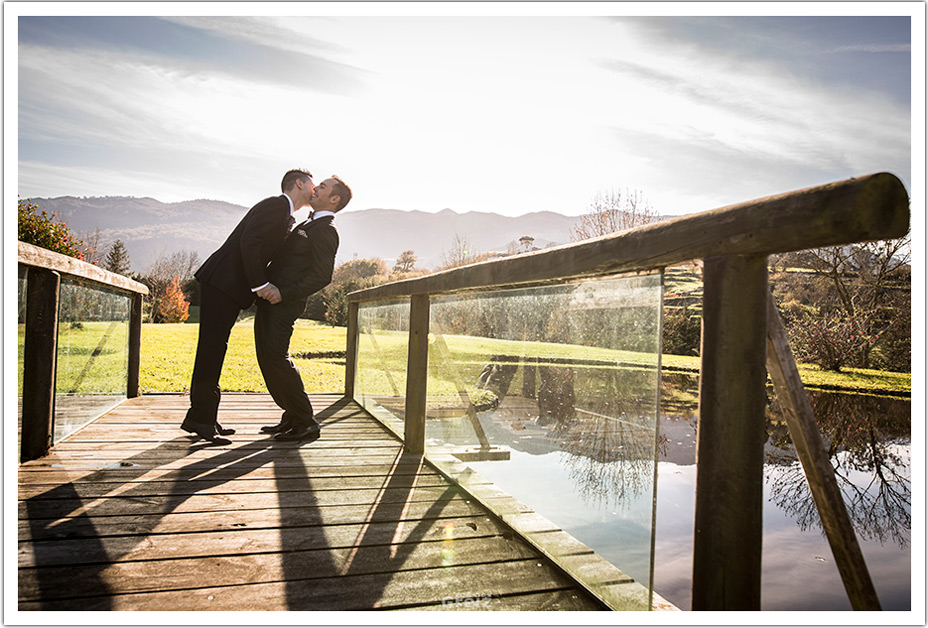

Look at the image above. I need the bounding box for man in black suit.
[181,169,316,445]
[255,176,352,442]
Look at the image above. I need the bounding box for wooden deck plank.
[19,484,474,521]
[19,472,456,500]
[20,495,488,540]
[18,393,608,612]
[19,558,592,611]
[18,462,444,484]
[20,534,551,600]
[20,509,502,566]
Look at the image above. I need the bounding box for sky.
[8,3,923,219]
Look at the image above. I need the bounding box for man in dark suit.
[255,176,352,442]
[181,169,315,445]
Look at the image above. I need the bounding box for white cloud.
[14,14,914,216]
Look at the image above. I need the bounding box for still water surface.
[463,387,911,611]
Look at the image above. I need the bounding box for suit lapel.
[300,216,333,232]
[286,216,332,244]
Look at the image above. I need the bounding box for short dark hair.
[281,169,313,193]
[330,175,352,212]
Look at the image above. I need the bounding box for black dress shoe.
[181,418,232,445]
[260,421,293,434]
[274,423,320,442]
[216,422,236,436]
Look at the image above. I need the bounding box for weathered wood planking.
[19,393,608,611]
[19,241,148,295]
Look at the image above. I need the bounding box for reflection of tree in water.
[765,391,910,549]
[555,370,662,510]
[435,278,663,512]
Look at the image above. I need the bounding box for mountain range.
[29,196,583,273]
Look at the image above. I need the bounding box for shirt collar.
[311,210,335,221]
[282,193,296,215]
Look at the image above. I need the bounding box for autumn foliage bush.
[155,276,190,323]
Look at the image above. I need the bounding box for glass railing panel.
[425,272,663,609]
[355,299,411,436]
[18,265,28,453]
[54,278,131,443]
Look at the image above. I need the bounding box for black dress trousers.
[184,281,242,426]
[254,299,316,426]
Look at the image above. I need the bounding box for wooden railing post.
[344,301,360,398]
[127,293,143,398]
[765,294,881,610]
[404,294,430,454]
[21,267,60,462]
[692,254,768,610]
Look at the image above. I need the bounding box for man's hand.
[255,283,282,304]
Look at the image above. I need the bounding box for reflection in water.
[354,279,910,609]
[765,391,911,551]
[470,378,911,610]
[556,404,660,512]
[656,380,911,610]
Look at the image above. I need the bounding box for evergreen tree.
[104,239,131,275]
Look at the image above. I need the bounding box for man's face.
[294,176,315,207]
[310,178,340,211]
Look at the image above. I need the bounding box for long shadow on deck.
[20,398,460,610]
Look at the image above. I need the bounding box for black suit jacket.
[266,215,339,306]
[195,195,291,308]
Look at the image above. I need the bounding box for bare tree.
[145,249,201,285]
[807,237,911,315]
[439,233,492,269]
[141,249,201,322]
[77,227,107,265]
[569,189,660,242]
[773,232,911,371]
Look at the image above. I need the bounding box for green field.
[17,317,908,398]
[135,318,909,398]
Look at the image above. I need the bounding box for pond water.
[460,385,911,611]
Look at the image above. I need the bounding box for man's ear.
[330,194,341,209]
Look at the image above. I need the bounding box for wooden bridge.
[18,173,910,612]
[18,393,665,611]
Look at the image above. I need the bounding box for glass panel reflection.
[426,272,663,609]
[355,299,410,436]
[54,278,131,443]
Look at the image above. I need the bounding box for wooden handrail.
[348,172,908,302]
[18,241,149,295]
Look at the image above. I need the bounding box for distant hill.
[29,196,582,272]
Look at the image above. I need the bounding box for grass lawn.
[139,317,910,398]
[661,353,910,396]
[140,316,347,394]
